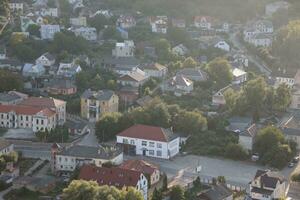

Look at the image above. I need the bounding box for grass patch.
[18,158,39,176]
[4,188,41,200]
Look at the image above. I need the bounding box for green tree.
[207,57,233,88]
[154,38,174,62]
[0,70,23,92]
[151,188,162,200]
[182,57,197,68]
[0,0,9,17]
[123,187,143,200]
[62,180,100,200]
[274,83,291,111]
[88,14,110,32]
[162,173,168,191]
[224,143,248,160]
[102,27,122,40]
[170,185,185,200]
[167,27,189,45]
[27,24,41,38]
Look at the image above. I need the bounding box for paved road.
[77,123,100,147]
[229,31,272,76]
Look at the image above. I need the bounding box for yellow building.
[81,89,119,122]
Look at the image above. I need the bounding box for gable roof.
[81,89,115,101]
[254,170,285,189]
[176,68,208,81]
[197,184,233,200]
[40,52,55,61]
[117,124,178,142]
[79,165,142,188]
[120,160,159,175]
[171,75,193,87]
[19,97,65,109]
[0,105,55,117]
[141,63,166,71]
[119,71,148,82]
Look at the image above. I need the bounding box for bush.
[0,181,11,192]
[224,143,248,160]
[291,173,300,182]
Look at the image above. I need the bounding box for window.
[41,120,44,125]
[130,140,134,145]
[157,150,162,157]
[142,141,147,146]
[149,150,154,155]
[26,116,28,121]
[65,158,68,162]
[157,143,162,148]
[36,119,39,124]
[149,142,155,147]
[123,138,128,144]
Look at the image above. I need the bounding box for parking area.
[3,129,35,140]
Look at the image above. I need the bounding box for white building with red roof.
[79,164,148,200]
[117,124,180,159]
[0,105,57,132]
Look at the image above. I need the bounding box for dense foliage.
[0,70,23,92]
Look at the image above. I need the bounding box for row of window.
[149,150,162,157]
[142,141,162,148]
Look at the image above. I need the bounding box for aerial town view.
[0,0,300,199]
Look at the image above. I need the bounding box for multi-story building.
[117,124,180,159]
[72,27,97,41]
[0,91,28,105]
[51,144,123,174]
[0,105,57,132]
[79,164,148,200]
[8,0,24,13]
[150,16,168,34]
[0,140,14,156]
[40,25,60,40]
[116,15,136,29]
[117,70,149,88]
[140,63,167,78]
[194,16,213,29]
[44,78,77,96]
[69,17,87,27]
[57,61,82,78]
[18,97,66,125]
[80,89,119,122]
[250,170,286,200]
[112,40,135,58]
[35,52,55,67]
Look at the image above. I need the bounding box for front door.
[143,149,146,156]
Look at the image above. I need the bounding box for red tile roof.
[78,165,142,188]
[117,124,176,142]
[0,105,55,117]
[120,160,159,175]
[19,97,65,108]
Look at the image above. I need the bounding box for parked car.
[288,162,295,168]
[293,156,299,163]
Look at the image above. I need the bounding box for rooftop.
[19,97,65,108]
[81,89,116,101]
[120,159,159,175]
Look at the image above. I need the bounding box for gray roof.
[198,184,233,200]
[81,89,115,101]
[281,128,300,136]
[57,145,122,160]
[44,79,76,89]
[0,92,23,103]
[176,68,208,81]
[102,56,140,67]
[41,52,55,61]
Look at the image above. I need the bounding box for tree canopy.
[0,70,23,92]
[207,57,233,88]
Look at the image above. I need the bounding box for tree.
[0,70,23,92]
[170,185,185,200]
[88,14,111,32]
[217,176,226,184]
[61,180,100,200]
[224,143,248,160]
[274,83,291,111]
[182,57,197,68]
[167,27,190,45]
[151,188,162,200]
[102,27,122,40]
[154,38,174,62]
[123,187,143,200]
[0,0,9,17]
[27,24,41,38]
[162,173,168,191]
[207,57,233,88]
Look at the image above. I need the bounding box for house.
[238,124,258,151]
[90,9,113,18]
[265,1,290,17]
[44,78,77,95]
[120,159,160,185]
[0,105,57,132]
[139,63,167,78]
[214,40,230,52]
[162,75,194,96]
[37,8,59,17]
[118,70,149,88]
[0,140,14,156]
[8,0,24,13]
[65,118,88,135]
[117,27,129,39]
[70,16,87,27]
[57,61,82,78]
[150,16,168,34]
[72,27,97,41]
[22,63,46,78]
[101,56,140,73]
[232,68,247,84]
[176,68,208,82]
[117,124,180,159]
[51,144,123,173]
[136,95,154,107]
[172,44,189,56]
[116,15,136,29]
[212,84,241,106]
[247,33,273,47]
[35,52,55,67]
[254,20,274,33]
[13,175,57,194]
[279,114,300,149]
[197,184,233,200]
[0,91,28,105]
[19,97,66,125]
[172,19,186,28]
[290,70,300,109]
[274,76,294,88]
[40,25,60,40]
[194,16,213,30]
[19,16,36,32]
[80,89,119,122]
[250,170,286,200]
[79,165,148,200]
[112,40,135,58]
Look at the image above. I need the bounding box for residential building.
[172,44,189,56]
[194,16,213,29]
[0,91,28,105]
[214,40,230,52]
[197,184,233,200]
[274,76,294,88]
[44,78,77,95]
[35,52,55,67]
[0,58,22,71]
[8,0,24,13]
[57,61,82,78]
[22,63,46,78]
[0,105,57,132]
[80,89,119,122]
[118,70,149,88]
[120,159,160,186]
[101,56,140,73]
[279,114,300,149]
[140,63,167,78]
[290,70,300,109]
[265,1,290,17]
[150,16,168,34]
[0,140,14,156]
[232,68,247,84]
[117,124,180,159]
[162,75,194,96]
[250,170,286,200]
[20,16,36,32]
[112,40,135,58]
[116,15,136,29]
[19,97,66,125]
[238,124,258,151]
[40,25,60,40]
[212,84,241,106]
[37,8,58,17]
[248,33,273,47]
[79,165,148,200]
[72,27,97,41]
[172,19,186,28]
[70,16,87,27]
[51,144,123,173]
[176,68,208,82]
[254,20,274,33]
